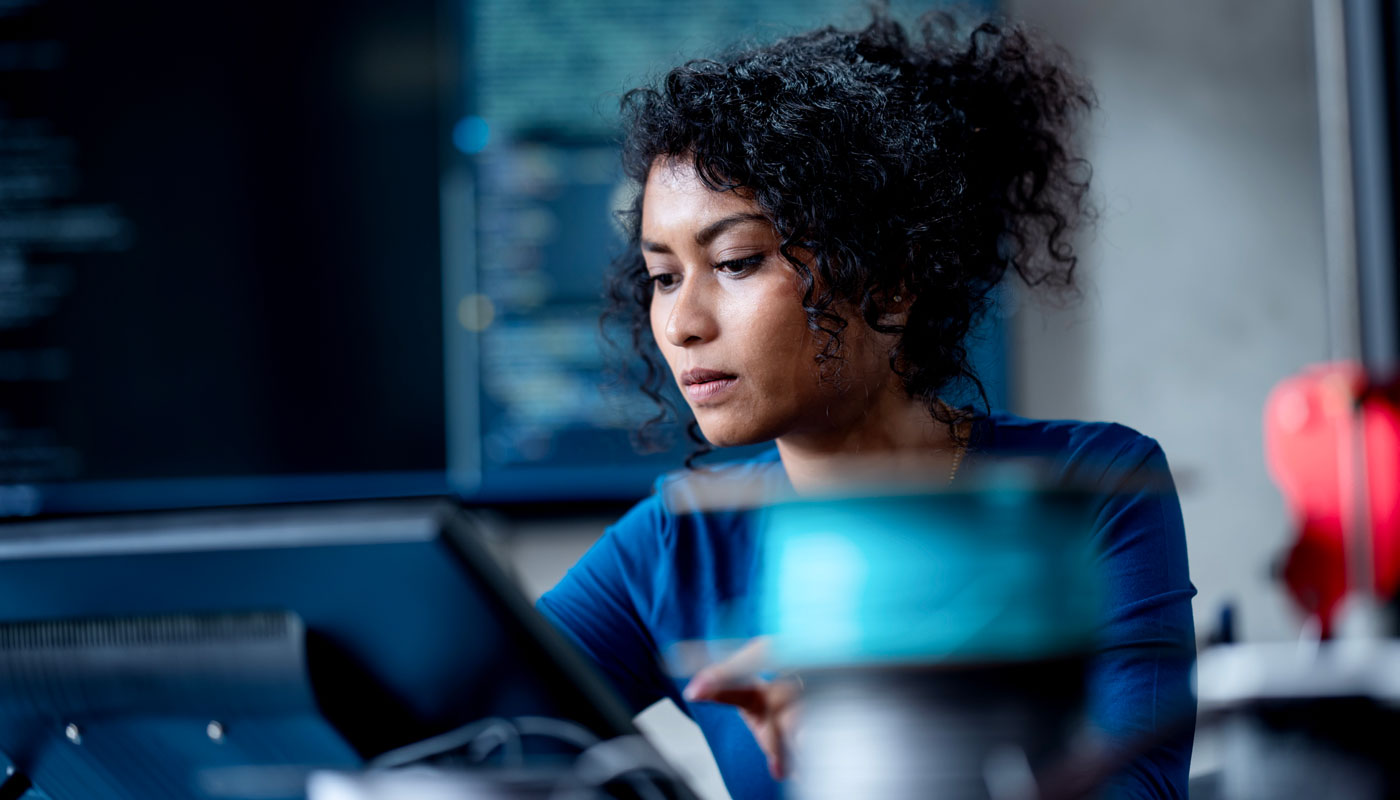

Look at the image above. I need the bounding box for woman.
[539,10,1195,799]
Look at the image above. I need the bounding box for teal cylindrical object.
[759,489,1101,668]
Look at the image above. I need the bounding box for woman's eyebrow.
[641,213,769,254]
[694,213,768,247]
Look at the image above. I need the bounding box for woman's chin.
[692,417,775,449]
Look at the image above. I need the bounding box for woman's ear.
[876,289,913,326]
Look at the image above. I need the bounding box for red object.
[1263,362,1400,634]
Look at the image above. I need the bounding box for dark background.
[0,0,993,514]
[1,1,447,492]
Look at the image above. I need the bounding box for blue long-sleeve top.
[539,411,1197,799]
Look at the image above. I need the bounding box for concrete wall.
[1005,0,1328,641]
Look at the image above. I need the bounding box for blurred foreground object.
[0,500,689,800]
[760,484,1100,800]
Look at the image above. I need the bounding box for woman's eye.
[713,254,765,276]
[649,273,679,290]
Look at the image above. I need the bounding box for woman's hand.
[681,638,802,780]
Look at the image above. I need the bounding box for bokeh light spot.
[452,116,490,154]
[457,293,496,332]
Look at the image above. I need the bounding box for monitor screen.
[0,0,993,517]
[0,499,654,799]
[1,0,455,514]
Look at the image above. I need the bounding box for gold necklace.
[948,442,966,484]
[946,419,970,484]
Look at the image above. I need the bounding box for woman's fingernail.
[683,677,709,701]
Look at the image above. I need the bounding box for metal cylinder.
[790,660,1086,800]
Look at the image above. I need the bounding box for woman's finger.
[682,637,772,701]
[685,682,770,714]
[679,637,803,780]
[756,719,790,779]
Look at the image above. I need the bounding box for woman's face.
[641,158,892,447]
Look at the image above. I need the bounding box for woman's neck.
[774,390,963,495]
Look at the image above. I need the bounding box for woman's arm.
[536,495,682,715]
[1086,434,1197,799]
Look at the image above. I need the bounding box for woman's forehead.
[641,158,765,238]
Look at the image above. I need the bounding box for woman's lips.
[684,376,739,403]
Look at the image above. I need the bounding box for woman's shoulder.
[973,409,1172,492]
[976,409,1163,460]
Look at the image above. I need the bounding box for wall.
[1005,0,1328,642]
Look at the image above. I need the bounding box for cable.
[552,735,674,800]
[512,716,602,751]
[368,715,688,800]
[367,717,518,770]
[465,719,524,767]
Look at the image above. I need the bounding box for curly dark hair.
[604,7,1094,460]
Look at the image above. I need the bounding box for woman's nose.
[664,276,719,347]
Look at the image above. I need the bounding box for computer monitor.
[0,499,653,800]
[0,0,1003,519]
